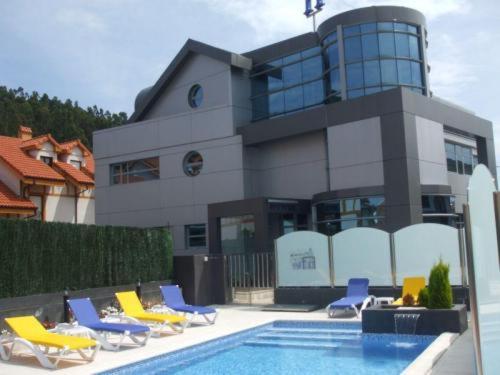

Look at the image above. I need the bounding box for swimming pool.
[99,321,436,375]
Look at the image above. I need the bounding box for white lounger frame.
[0,331,100,369]
[151,305,218,327]
[53,322,151,351]
[326,296,375,319]
[107,313,186,337]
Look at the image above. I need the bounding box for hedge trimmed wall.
[0,219,173,298]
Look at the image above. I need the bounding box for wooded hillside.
[0,86,127,149]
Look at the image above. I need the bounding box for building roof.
[59,139,91,156]
[128,39,252,123]
[20,134,62,152]
[0,136,66,183]
[53,161,95,188]
[0,180,37,211]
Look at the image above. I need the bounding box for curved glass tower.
[250,6,429,121]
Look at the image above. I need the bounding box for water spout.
[394,313,420,335]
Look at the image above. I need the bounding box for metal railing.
[226,252,274,289]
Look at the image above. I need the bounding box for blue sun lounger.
[67,298,151,351]
[326,278,374,318]
[155,285,217,326]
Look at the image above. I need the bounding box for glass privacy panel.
[394,223,462,286]
[276,231,330,287]
[332,228,392,286]
[467,165,500,375]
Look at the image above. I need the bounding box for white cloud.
[193,0,470,43]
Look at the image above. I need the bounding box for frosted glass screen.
[468,165,500,375]
[332,227,392,286]
[276,231,331,287]
[394,223,462,286]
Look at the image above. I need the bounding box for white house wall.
[0,158,21,194]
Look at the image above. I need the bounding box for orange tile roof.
[20,134,61,151]
[53,161,95,187]
[0,136,65,183]
[0,180,37,210]
[59,139,91,156]
[84,155,95,175]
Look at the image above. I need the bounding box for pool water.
[100,321,436,375]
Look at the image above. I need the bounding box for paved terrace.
[0,305,474,374]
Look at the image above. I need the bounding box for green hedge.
[0,219,173,298]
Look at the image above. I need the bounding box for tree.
[0,86,127,149]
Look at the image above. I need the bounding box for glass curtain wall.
[251,47,325,121]
[339,22,425,99]
[315,196,385,236]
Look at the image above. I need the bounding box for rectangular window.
[329,68,341,93]
[463,146,473,175]
[268,69,284,92]
[326,43,339,67]
[283,62,302,87]
[303,79,324,107]
[411,61,423,87]
[185,224,206,248]
[378,33,395,57]
[220,215,256,254]
[41,156,53,166]
[301,56,323,82]
[395,33,410,58]
[344,36,362,62]
[70,160,82,169]
[361,33,379,59]
[445,142,457,172]
[346,62,364,89]
[110,157,160,185]
[397,59,412,85]
[284,86,304,112]
[409,35,420,60]
[364,60,381,87]
[380,60,398,84]
[268,91,284,116]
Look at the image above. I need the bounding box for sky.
[1,0,499,165]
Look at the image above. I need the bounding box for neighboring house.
[0,126,95,223]
[93,6,495,256]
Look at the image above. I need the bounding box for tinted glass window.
[344,24,361,36]
[324,32,337,45]
[360,23,377,33]
[188,85,203,108]
[348,89,364,99]
[380,60,398,84]
[283,52,301,65]
[362,33,379,59]
[327,43,339,67]
[183,152,203,177]
[284,86,304,112]
[394,23,408,32]
[346,63,364,89]
[463,146,473,175]
[364,60,381,87]
[446,142,457,172]
[378,22,393,31]
[269,91,284,116]
[409,35,420,59]
[301,46,321,58]
[329,68,341,92]
[408,25,418,34]
[378,33,395,57]
[185,224,206,248]
[395,33,410,57]
[268,69,284,91]
[302,56,323,81]
[397,59,412,85]
[283,63,302,87]
[365,86,381,95]
[252,96,268,121]
[344,36,362,62]
[303,80,324,107]
[411,61,422,86]
[456,144,464,174]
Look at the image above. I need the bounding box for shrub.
[418,287,430,308]
[402,293,415,306]
[428,259,453,309]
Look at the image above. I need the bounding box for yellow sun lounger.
[4,316,100,369]
[394,277,426,305]
[115,291,187,335]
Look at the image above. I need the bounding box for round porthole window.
[188,84,203,108]
[183,151,203,176]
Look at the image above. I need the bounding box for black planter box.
[362,304,467,335]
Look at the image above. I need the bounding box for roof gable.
[128,39,252,123]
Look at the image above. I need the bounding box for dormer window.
[41,156,53,166]
[70,160,82,169]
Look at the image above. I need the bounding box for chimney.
[18,126,33,141]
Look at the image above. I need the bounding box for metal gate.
[226,252,275,289]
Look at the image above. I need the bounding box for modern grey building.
[93,6,496,257]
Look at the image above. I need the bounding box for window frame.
[185,224,207,249]
[110,157,160,185]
